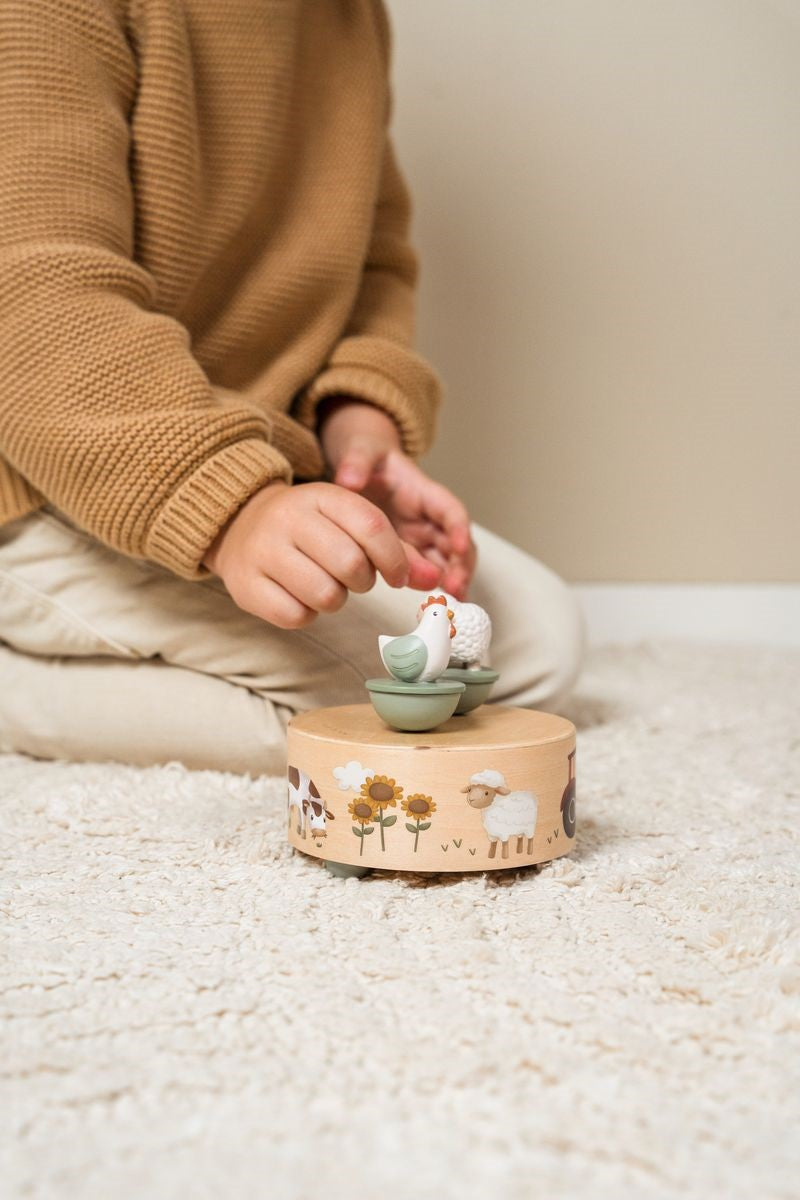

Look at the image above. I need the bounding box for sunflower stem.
[378,808,385,851]
[414,820,420,852]
[359,828,365,856]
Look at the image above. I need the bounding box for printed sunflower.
[348,798,377,825]
[360,775,403,851]
[402,794,437,852]
[360,775,403,809]
[348,797,377,857]
[402,794,437,820]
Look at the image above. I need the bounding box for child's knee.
[501,560,586,710]
[541,575,586,708]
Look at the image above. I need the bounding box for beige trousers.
[0,507,585,775]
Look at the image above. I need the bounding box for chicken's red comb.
[420,594,448,611]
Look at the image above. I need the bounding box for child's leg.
[0,508,371,773]
[0,644,293,774]
[462,523,586,711]
[0,508,584,773]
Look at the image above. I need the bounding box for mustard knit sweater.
[0,0,440,578]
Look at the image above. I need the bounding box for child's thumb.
[334,445,377,491]
[401,541,443,591]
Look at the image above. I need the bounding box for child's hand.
[319,399,476,600]
[202,480,442,628]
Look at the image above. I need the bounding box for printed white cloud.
[332,760,375,792]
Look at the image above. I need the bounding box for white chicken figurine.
[378,595,456,683]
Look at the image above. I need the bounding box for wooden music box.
[286,594,577,878]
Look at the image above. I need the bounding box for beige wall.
[386,1,800,582]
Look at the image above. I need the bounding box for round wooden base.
[286,704,577,874]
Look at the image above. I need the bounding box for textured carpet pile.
[2,643,798,1199]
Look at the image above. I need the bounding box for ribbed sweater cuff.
[145,438,293,579]
[0,461,42,522]
[294,336,441,458]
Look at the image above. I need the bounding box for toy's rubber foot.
[324,861,371,880]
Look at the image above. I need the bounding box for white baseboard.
[573,584,800,647]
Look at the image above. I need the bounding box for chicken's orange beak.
[447,610,454,621]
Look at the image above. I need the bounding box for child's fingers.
[295,515,376,594]
[417,544,449,571]
[273,548,349,614]
[237,574,317,629]
[318,488,409,588]
[333,440,382,492]
[398,517,475,598]
[399,519,456,561]
[419,480,472,556]
[441,535,478,600]
[441,563,470,601]
[391,515,470,591]
[396,517,443,545]
[401,540,444,591]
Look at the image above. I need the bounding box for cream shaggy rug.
[2,642,798,1200]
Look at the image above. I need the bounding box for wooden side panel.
[286,705,576,873]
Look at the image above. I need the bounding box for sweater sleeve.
[291,20,442,457]
[0,0,293,580]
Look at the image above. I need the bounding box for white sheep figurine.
[461,769,538,859]
[417,592,492,670]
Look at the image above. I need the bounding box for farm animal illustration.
[561,750,576,838]
[306,798,335,839]
[419,592,492,669]
[461,768,538,859]
[287,765,334,839]
[378,594,456,682]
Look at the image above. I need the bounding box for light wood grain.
[289,703,574,749]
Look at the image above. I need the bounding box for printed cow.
[287,766,335,839]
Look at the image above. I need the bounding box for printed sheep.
[417,592,492,669]
[461,769,538,859]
